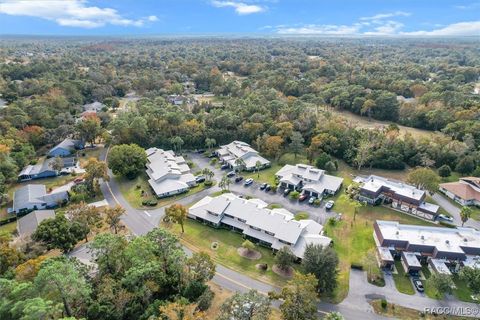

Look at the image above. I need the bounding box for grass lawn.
[116,173,211,209]
[324,184,437,302]
[165,219,292,287]
[370,300,470,320]
[421,265,476,302]
[392,261,415,295]
[243,163,283,186]
[77,146,103,166]
[0,221,17,235]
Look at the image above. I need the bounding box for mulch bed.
[237,247,262,260]
[272,264,294,278]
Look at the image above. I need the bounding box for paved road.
[93,147,390,319]
[432,193,480,230]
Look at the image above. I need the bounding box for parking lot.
[186,151,338,225]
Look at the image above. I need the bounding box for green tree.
[289,131,305,159]
[324,311,345,320]
[0,233,24,276]
[68,202,102,242]
[438,164,451,177]
[186,252,216,283]
[76,113,102,147]
[217,290,271,320]
[32,215,88,253]
[202,167,214,182]
[455,156,476,175]
[407,167,440,194]
[302,244,339,294]
[272,273,318,320]
[84,157,109,196]
[315,152,331,170]
[49,156,64,172]
[460,267,480,298]
[108,144,147,179]
[171,136,184,152]
[205,137,216,150]
[219,175,231,191]
[460,206,472,227]
[427,273,454,298]
[276,246,296,272]
[235,157,246,172]
[255,160,262,178]
[242,240,255,254]
[34,257,91,317]
[104,205,124,234]
[165,203,189,233]
[325,161,336,172]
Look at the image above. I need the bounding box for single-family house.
[354,175,439,219]
[146,148,196,198]
[217,141,270,171]
[48,138,84,158]
[18,157,77,181]
[440,177,480,207]
[276,164,343,197]
[12,184,68,214]
[374,220,480,274]
[188,193,332,259]
[17,210,55,237]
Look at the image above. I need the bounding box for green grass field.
[242,163,282,186]
[166,219,291,287]
[0,221,17,235]
[392,261,415,295]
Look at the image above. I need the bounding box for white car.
[438,214,454,222]
[244,178,254,186]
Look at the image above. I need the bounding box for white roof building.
[217,141,270,171]
[276,164,343,196]
[188,193,332,259]
[145,148,196,198]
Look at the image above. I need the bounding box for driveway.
[186,152,338,225]
[432,193,480,230]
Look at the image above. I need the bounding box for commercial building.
[146,148,196,198]
[354,175,439,219]
[217,141,270,171]
[276,164,343,197]
[188,193,332,259]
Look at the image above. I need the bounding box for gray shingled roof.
[17,210,55,236]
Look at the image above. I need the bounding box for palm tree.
[219,175,231,191]
[202,167,214,182]
[255,160,262,178]
[234,158,246,172]
[205,137,216,151]
[460,206,472,227]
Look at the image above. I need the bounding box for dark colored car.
[259,183,267,190]
[197,149,206,153]
[195,176,206,183]
[235,176,244,183]
[221,164,229,170]
[298,193,308,202]
[283,188,291,196]
[207,153,216,158]
[265,185,272,192]
[413,279,424,292]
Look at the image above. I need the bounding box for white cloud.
[360,11,410,21]
[401,21,480,36]
[211,1,265,15]
[364,21,404,35]
[0,0,158,28]
[276,23,360,35]
[455,2,480,9]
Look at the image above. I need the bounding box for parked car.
[244,178,254,186]
[325,200,335,210]
[195,176,206,183]
[283,188,291,196]
[308,196,317,204]
[259,183,267,190]
[413,279,424,292]
[298,193,308,202]
[226,171,236,178]
[265,185,271,192]
[221,164,229,170]
[235,176,244,183]
[437,214,454,222]
[196,149,206,153]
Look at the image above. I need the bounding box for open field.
[166,219,292,287]
[328,109,445,140]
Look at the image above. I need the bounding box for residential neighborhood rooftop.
[17,209,55,237]
[217,141,270,170]
[355,175,425,201]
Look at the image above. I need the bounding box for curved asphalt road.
[93,147,392,320]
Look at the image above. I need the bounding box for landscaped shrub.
[289,191,300,200]
[328,217,337,226]
[204,180,213,187]
[294,212,309,220]
[210,158,217,165]
[196,287,214,311]
[381,299,387,309]
[142,199,158,206]
[438,164,451,177]
[313,199,321,206]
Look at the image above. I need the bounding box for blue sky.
[0,0,479,36]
